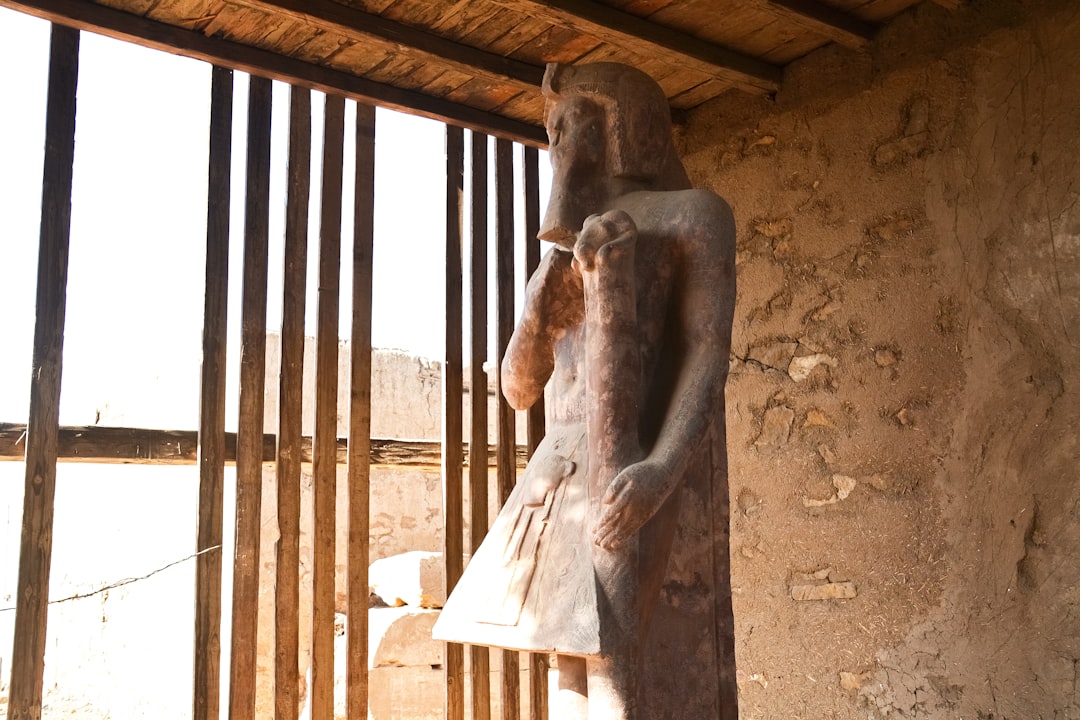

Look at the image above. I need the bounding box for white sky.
[0,7,550,430]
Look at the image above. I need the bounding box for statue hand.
[594,459,667,551]
[573,210,637,272]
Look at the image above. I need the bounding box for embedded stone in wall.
[790,581,858,601]
[755,405,795,446]
[747,340,797,371]
[788,352,838,382]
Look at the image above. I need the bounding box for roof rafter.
[490,0,782,94]
[0,0,549,146]
[766,0,877,50]
[231,0,545,88]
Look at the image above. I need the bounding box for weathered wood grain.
[766,0,876,49]
[194,63,233,720]
[508,21,602,65]
[488,0,780,93]
[229,0,544,87]
[0,423,530,469]
[0,0,548,146]
[311,93,345,720]
[274,83,310,720]
[228,72,272,720]
[494,137,521,720]
[468,130,492,720]
[444,123,466,720]
[345,100,376,720]
[7,23,79,720]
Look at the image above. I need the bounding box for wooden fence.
[3,20,545,720]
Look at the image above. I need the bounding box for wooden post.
[311,93,345,720]
[443,123,466,720]
[7,23,79,720]
[468,129,492,720]
[346,101,376,720]
[494,137,520,720]
[228,73,272,720]
[274,83,311,720]
[521,144,548,720]
[194,63,234,720]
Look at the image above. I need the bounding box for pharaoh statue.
[433,62,737,719]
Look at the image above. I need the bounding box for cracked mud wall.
[677,1,1080,717]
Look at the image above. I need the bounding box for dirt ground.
[675,1,1080,717]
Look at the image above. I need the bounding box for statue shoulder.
[671,188,734,227]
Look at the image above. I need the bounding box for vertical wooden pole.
[443,123,466,720]
[467,130,492,720]
[521,144,548,720]
[494,137,520,720]
[274,84,310,720]
[7,23,79,720]
[228,74,272,720]
[194,63,234,720]
[311,93,345,720]
[346,102,376,720]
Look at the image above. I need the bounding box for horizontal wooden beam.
[233,0,544,88]
[0,0,549,147]
[491,0,781,94]
[0,423,528,470]
[766,0,877,50]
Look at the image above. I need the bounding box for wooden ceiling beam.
[491,0,781,94]
[765,0,877,50]
[0,0,549,146]
[231,0,545,88]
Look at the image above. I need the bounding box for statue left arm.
[594,192,736,551]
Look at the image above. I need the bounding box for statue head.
[538,62,690,247]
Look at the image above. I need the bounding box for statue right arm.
[501,246,584,410]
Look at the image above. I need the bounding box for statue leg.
[586,543,641,720]
[586,491,681,720]
[556,654,589,718]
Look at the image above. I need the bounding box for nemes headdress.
[542,62,690,190]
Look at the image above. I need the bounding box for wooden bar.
[443,123,466,720]
[228,73,272,720]
[194,63,234,720]
[0,0,548,147]
[311,93,345,720]
[468,130,492,720]
[521,144,548,720]
[0,423,531,469]
[7,23,79,720]
[274,84,311,720]
[521,146,544,457]
[346,101,376,720]
[494,137,520,720]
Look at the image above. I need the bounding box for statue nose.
[537,222,577,248]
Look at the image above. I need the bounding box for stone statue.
[433,62,736,719]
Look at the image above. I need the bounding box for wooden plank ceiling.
[3,0,949,145]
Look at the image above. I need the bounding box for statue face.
[539,95,612,249]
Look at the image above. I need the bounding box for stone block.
[369,550,446,608]
[370,607,443,668]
